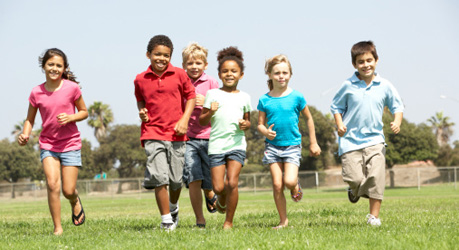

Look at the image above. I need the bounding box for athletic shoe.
[171,207,179,227]
[160,222,176,231]
[347,188,360,203]
[366,214,381,227]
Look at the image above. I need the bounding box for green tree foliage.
[0,139,41,198]
[245,111,267,169]
[94,125,146,178]
[450,141,459,166]
[78,139,98,180]
[88,101,114,142]
[299,106,337,171]
[383,110,438,167]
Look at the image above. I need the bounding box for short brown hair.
[351,41,378,65]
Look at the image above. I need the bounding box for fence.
[0,166,457,200]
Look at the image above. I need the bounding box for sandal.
[291,181,303,202]
[216,199,226,214]
[196,223,206,229]
[72,196,86,226]
[205,194,217,213]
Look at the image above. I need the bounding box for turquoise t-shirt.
[204,89,252,154]
[257,89,306,146]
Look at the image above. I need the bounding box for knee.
[227,178,238,190]
[283,177,297,190]
[272,181,284,193]
[213,183,225,194]
[62,188,76,199]
[47,180,61,193]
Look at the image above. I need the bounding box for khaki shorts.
[341,143,386,200]
[143,140,186,191]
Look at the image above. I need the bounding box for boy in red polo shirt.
[134,35,196,231]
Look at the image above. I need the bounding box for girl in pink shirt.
[18,48,88,235]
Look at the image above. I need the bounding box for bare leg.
[223,160,242,229]
[370,198,382,217]
[169,187,181,205]
[189,180,205,225]
[270,162,288,227]
[283,163,299,193]
[155,185,170,215]
[211,165,227,209]
[43,157,63,235]
[61,166,82,225]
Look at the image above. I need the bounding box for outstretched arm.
[301,106,321,156]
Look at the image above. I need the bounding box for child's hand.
[238,119,250,130]
[17,134,29,146]
[337,125,347,137]
[390,121,401,134]
[210,102,219,113]
[195,94,205,106]
[139,108,149,122]
[174,118,188,136]
[57,113,72,125]
[309,143,321,156]
[266,124,277,140]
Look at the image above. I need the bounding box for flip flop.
[205,194,217,213]
[72,196,85,226]
[196,224,206,229]
[216,199,226,214]
[291,181,303,202]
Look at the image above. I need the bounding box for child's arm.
[239,112,251,131]
[390,112,403,134]
[18,104,38,146]
[257,111,276,140]
[301,106,321,156]
[57,96,88,125]
[174,98,196,135]
[199,101,218,126]
[137,101,149,122]
[333,113,347,137]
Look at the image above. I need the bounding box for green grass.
[1,186,458,249]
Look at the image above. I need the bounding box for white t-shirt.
[203,89,252,154]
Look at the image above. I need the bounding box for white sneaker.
[366,214,381,227]
[171,206,179,227]
[160,222,176,231]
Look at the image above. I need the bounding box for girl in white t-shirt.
[18,48,88,235]
[199,46,251,229]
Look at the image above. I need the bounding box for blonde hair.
[264,54,292,90]
[182,42,208,66]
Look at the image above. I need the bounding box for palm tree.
[11,120,41,146]
[87,102,114,142]
[428,111,455,147]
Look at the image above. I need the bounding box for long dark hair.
[39,48,79,83]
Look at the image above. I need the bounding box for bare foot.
[272,219,289,229]
[222,222,233,230]
[53,228,63,236]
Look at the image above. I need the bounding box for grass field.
[1,186,458,249]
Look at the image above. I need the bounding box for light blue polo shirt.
[330,72,404,156]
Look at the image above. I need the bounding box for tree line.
[2,102,458,189]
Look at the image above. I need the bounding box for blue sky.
[1,0,458,148]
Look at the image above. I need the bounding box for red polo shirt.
[134,63,196,143]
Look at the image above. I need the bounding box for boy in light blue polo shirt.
[330,41,404,227]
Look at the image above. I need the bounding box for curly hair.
[147,35,174,55]
[39,48,78,83]
[217,46,244,72]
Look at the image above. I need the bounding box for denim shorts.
[40,149,82,167]
[183,138,212,190]
[143,140,185,191]
[209,149,246,168]
[262,142,301,166]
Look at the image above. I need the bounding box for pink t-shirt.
[29,80,82,152]
[187,73,219,139]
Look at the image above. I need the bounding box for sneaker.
[347,188,360,203]
[160,222,176,231]
[170,207,179,227]
[366,214,381,227]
